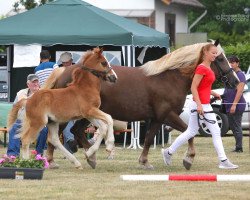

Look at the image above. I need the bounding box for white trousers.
[169,100,227,161]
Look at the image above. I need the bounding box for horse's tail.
[7,98,27,130]
[42,67,65,89]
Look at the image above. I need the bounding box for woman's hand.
[230,104,236,114]
[211,92,221,100]
[197,104,204,115]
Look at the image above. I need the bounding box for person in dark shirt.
[223,55,246,153]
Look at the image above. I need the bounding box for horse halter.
[81,65,113,80]
[213,59,233,87]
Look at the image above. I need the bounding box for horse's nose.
[108,75,117,83]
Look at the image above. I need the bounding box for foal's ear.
[99,47,103,54]
[214,39,220,46]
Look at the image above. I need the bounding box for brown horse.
[7,47,117,169]
[43,41,239,169]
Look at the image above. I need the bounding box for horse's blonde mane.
[141,42,224,76]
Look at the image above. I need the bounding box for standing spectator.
[223,55,246,153]
[7,74,48,156]
[58,52,77,153]
[35,50,58,86]
[161,44,238,169]
[59,52,74,67]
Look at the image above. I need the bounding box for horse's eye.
[101,61,107,66]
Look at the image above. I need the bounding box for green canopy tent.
[0,0,169,47]
[0,0,169,101]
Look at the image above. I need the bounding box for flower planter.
[0,167,44,180]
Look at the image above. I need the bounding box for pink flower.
[10,155,16,159]
[35,154,43,160]
[31,150,38,155]
[44,159,49,169]
[0,158,5,164]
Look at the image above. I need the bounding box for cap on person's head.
[40,50,51,59]
[227,55,240,63]
[27,74,39,82]
[59,52,72,62]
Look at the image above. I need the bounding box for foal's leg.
[47,122,82,169]
[84,109,114,158]
[71,119,97,169]
[46,142,60,169]
[47,123,74,169]
[21,122,44,160]
[84,119,107,158]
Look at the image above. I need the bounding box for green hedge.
[213,42,249,89]
[224,43,250,73]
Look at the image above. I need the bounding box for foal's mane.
[77,50,93,67]
[71,48,102,85]
[70,50,94,85]
[141,42,224,76]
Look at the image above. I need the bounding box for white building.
[84,0,207,46]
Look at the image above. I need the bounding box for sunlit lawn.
[0,130,250,200]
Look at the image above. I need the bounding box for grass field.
[0,131,250,200]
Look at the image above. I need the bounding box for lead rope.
[190,109,216,127]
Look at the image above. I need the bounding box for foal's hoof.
[85,152,97,169]
[48,161,60,169]
[105,144,115,153]
[87,154,97,169]
[76,165,83,170]
[106,148,115,160]
[87,159,96,169]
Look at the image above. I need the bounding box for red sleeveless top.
[195,64,215,104]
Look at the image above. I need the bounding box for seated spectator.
[7,74,48,156]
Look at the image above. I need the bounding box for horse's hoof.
[140,163,154,170]
[48,162,60,169]
[183,157,192,170]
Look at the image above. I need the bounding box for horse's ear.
[214,39,220,46]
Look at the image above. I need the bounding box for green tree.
[14,0,54,10]
[188,0,250,45]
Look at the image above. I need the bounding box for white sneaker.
[219,159,238,169]
[161,148,172,165]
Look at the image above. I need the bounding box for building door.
[165,13,176,46]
